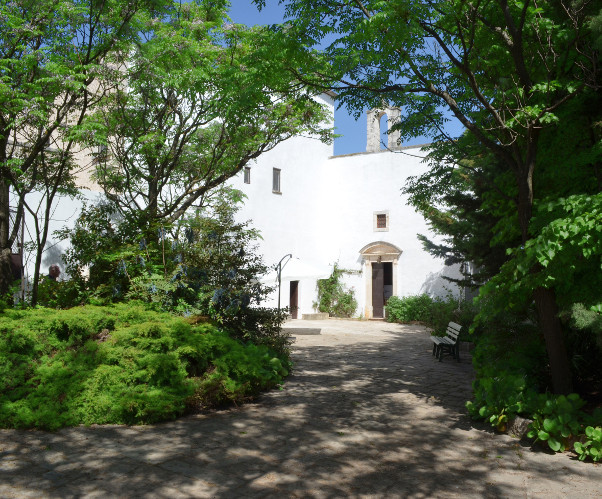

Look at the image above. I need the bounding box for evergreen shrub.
[0,302,290,430]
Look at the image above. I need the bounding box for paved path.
[1,320,600,498]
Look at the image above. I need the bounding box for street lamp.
[276,253,292,312]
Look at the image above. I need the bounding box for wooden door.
[289,280,299,319]
[372,263,384,318]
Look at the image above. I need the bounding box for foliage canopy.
[262,0,602,394]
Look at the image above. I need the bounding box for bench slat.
[448,322,462,332]
[446,328,460,338]
[431,337,454,345]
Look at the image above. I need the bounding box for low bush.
[385,294,477,339]
[469,386,602,460]
[0,302,290,430]
[466,373,537,432]
[384,295,434,323]
[527,393,584,452]
[574,426,602,462]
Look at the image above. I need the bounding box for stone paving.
[1,319,600,498]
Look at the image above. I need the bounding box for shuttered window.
[244,167,251,184]
[272,168,281,193]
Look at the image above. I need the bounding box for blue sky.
[228,1,462,156]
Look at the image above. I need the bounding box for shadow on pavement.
[0,325,596,498]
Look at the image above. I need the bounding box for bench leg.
[432,343,437,357]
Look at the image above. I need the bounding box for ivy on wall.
[313,262,358,318]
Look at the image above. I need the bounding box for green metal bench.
[430,321,462,362]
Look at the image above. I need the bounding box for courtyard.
[0,320,599,498]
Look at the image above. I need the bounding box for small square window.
[373,211,389,231]
[244,167,251,184]
[272,168,281,194]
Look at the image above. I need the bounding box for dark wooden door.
[289,280,299,319]
[372,263,384,318]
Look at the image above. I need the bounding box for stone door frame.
[359,241,403,319]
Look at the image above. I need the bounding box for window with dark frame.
[374,211,389,231]
[272,168,281,193]
[244,167,251,184]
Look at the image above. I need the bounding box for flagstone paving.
[1,319,600,498]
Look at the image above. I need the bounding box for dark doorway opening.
[372,262,393,318]
[372,263,384,318]
[289,280,299,319]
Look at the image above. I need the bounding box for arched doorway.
[359,241,403,319]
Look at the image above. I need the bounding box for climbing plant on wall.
[313,263,358,318]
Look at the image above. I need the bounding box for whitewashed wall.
[229,94,461,317]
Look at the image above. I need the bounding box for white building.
[228,93,461,319]
[12,92,460,315]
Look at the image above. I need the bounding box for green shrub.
[563,303,602,386]
[574,426,602,462]
[54,200,289,356]
[385,295,434,323]
[464,309,602,461]
[0,303,290,429]
[466,312,548,429]
[466,373,537,432]
[470,317,547,384]
[385,294,477,339]
[527,393,585,452]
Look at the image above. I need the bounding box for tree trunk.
[516,169,533,243]
[0,179,13,295]
[517,156,573,394]
[29,164,63,306]
[534,287,573,394]
[0,248,12,297]
[30,245,43,307]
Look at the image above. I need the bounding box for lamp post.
[276,253,292,312]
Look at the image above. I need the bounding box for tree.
[0,0,171,299]
[405,82,602,288]
[404,133,516,288]
[57,190,291,354]
[263,0,601,393]
[87,1,332,237]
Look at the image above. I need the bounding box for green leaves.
[476,193,602,322]
[526,393,585,452]
[89,1,332,229]
[314,262,358,318]
[534,423,563,452]
[0,302,291,429]
[0,0,177,298]
[574,426,602,462]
